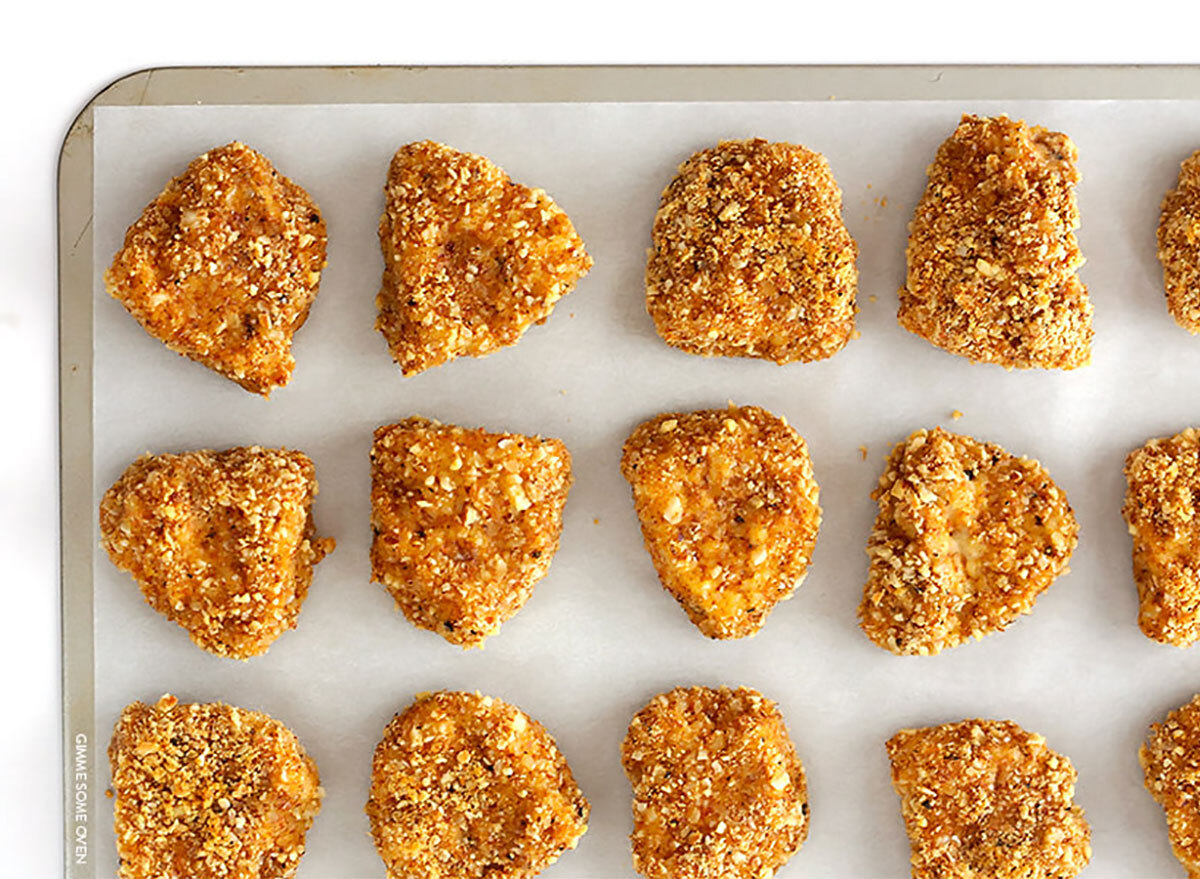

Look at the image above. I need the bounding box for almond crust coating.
[620,406,821,640]
[1158,151,1200,333]
[99,447,335,659]
[621,686,808,879]
[1141,694,1200,878]
[108,694,323,879]
[104,142,327,395]
[365,691,589,879]
[899,115,1093,369]
[645,138,858,364]
[1123,428,1200,646]
[886,719,1090,879]
[859,428,1077,656]
[376,140,592,375]
[370,417,572,647]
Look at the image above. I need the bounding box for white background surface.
[6,3,1200,877]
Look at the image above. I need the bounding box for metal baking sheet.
[60,66,1200,879]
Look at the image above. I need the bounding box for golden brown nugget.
[1141,694,1200,877]
[1123,428,1200,646]
[645,138,858,363]
[376,141,592,375]
[900,114,1093,369]
[370,418,572,647]
[99,447,335,659]
[859,428,1077,655]
[109,694,322,879]
[622,686,809,879]
[105,142,327,395]
[1158,151,1200,333]
[365,691,588,879]
[620,406,821,640]
[887,719,1090,879]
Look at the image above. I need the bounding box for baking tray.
[60,66,1200,879]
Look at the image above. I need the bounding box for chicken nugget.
[108,694,322,879]
[645,138,858,363]
[1141,693,1200,877]
[900,115,1093,369]
[370,418,572,647]
[365,691,588,879]
[620,406,821,639]
[859,427,1077,655]
[886,719,1090,879]
[105,142,327,395]
[376,141,592,375]
[621,685,809,879]
[99,446,335,659]
[1123,428,1200,646]
[1158,151,1200,333]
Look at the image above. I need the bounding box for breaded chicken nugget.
[108,694,322,879]
[365,691,588,879]
[886,719,1090,879]
[1141,694,1200,877]
[99,447,335,659]
[645,138,858,363]
[376,141,592,375]
[620,406,821,639]
[622,686,808,879]
[859,428,1077,655]
[370,418,572,647]
[900,115,1093,369]
[1158,151,1200,333]
[105,142,327,395]
[1123,428,1200,646]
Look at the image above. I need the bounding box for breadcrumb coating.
[645,139,858,363]
[99,447,335,659]
[621,686,808,879]
[108,694,323,879]
[105,142,327,395]
[1158,151,1200,333]
[370,417,572,647]
[376,141,592,375]
[620,406,821,639]
[1141,694,1200,878]
[886,719,1090,879]
[859,428,1077,656]
[899,115,1093,370]
[365,691,588,879]
[1123,428,1200,646]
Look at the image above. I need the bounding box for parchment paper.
[93,100,1200,878]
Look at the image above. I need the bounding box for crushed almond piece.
[105,142,327,395]
[108,695,322,879]
[370,417,572,647]
[99,447,334,659]
[645,139,858,364]
[899,115,1093,369]
[366,691,588,879]
[1141,694,1200,876]
[376,141,592,375]
[620,405,821,639]
[1123,428,1200,646]
[1158,151,1200,333]
[887,719,1090,879]
[622,686,808,879]
[858,427,1077,655]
